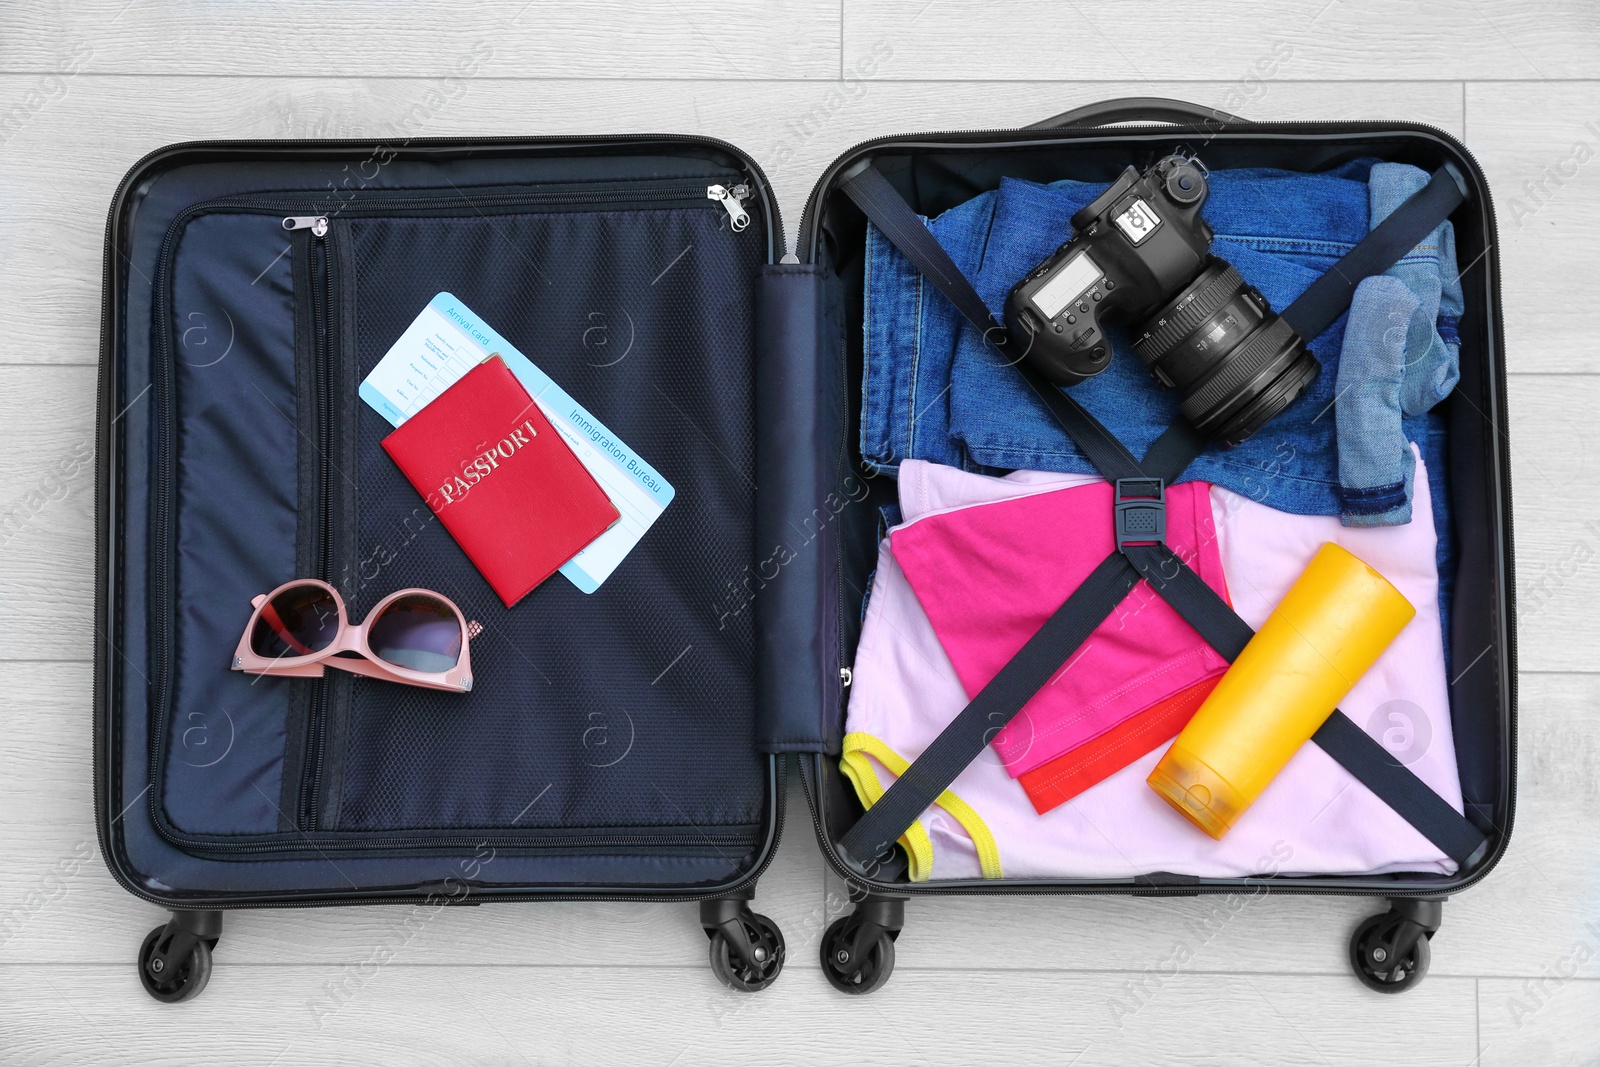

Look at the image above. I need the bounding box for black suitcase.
[97,97,1513,1002]
[97,134,794,1001]
[772,98,1515,995]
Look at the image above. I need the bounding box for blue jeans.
[860,162,1460,521]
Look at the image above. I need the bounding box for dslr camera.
[1004,154,1319,446]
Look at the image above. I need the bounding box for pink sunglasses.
[231,579,480,693]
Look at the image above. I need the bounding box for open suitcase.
[97,133,793,1001]
[97,96,1514,1003]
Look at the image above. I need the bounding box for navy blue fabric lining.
[111,151,778,895]
[336,204,765,832]
[163,212,300,836]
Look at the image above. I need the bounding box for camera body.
[1004,154,1319,446]
[1006,155,1214,384]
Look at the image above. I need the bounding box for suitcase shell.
[767,99,1515,994]
[96,136,794,998]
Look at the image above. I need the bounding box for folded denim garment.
[842,455,1461,880]
[1336,163,1465,527]
[860,163,1461,523]
[861,190,996,472]
[890,478,1230,778]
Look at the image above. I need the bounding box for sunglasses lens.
[369,595,462,674]
[250,584,340,659]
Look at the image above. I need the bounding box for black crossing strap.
[835,158,1486,873]
[1139,419,1209,485]
[838,161,1004,346]
[836,553,1142,872]
[1280,164,1467,342]
[839,162,1147,484]
[1313,712,1488,865]
[1126,543,1487,865]
[1122,543,1253,660]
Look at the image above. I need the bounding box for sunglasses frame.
[230,579,474,693]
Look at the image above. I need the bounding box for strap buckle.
[1114,478,1167,552]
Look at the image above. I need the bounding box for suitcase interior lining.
[143,161,774,877]
[808,130,1511,890]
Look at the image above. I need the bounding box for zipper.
[174,827,763,860]
[284,215,329,236]
[833,293,853,700]
[796,117,1488,265]
[792,119,1519,901]
[299,218,335,833]
[707,183,751,231]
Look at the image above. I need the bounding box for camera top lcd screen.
[1030,252,1103,321]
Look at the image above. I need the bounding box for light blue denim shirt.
[1335,163,1464,526]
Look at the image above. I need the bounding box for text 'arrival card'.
[360,293,675,593]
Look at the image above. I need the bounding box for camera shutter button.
[1165,166,1205,204]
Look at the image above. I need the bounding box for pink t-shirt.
[890,479,1230,777]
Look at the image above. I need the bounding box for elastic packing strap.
[1280,163,1469,341]
[836,160,1486,871]
[840,162,1156,484]
[1123,543,1488,865]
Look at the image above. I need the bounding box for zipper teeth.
[796,118,1517,900]
[302,231,334,833]
[222,183,738,222]
[797,117,1481,261]
[176,830,761,858]
[118,759,787,909]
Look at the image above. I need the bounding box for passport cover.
[381,355,620,607]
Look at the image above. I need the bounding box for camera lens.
[1130,258,1320,446]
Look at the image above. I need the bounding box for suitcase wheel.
[1349,907,1434,994]
[138,915,220,1004]
[820,911,897,995]
[704,906,785,993]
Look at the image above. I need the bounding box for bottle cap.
[1147,743,1248,840]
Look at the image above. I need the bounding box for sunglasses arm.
[240,661,325,679]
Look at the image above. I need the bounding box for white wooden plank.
[0,367,94,663]
[1447,673,1600,981]
[1478,977,1600,1067]
[1465,83,1600,374]
[0,76,1462,368]
[6,367,1582,664]
[0,964,1478,1066]
[845,1,1600,82]
[1504,377,1600,671]
[0,1,839,79]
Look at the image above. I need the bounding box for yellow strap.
[839,732,1004,880]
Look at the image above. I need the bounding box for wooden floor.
[3,2,1599,1063]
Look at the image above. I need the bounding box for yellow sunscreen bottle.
[1147,542,1415,839]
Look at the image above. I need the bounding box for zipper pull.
[707,184,750,232]
[283,215,329,237]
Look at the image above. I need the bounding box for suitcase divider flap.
[753,264,853,754]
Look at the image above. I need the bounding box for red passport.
[381,356,620,607]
